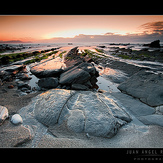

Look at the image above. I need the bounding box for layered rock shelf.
[118,70,163,107]
[30,47,99,91]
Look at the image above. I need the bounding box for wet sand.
[0,80,40,114]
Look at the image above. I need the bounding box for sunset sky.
[1,15,163,43]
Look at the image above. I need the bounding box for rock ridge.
[29,47,99,90]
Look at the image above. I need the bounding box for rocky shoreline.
[30,47,99,91]
[0,44,163,147]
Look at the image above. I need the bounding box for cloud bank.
[42,31,163,43]
[42,21,163,43]
[139,21,163,35]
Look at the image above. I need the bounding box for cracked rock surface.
[19,88,132,147]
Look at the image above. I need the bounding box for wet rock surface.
[30,59,64,78]
[29,47,99,90]
[59,63,98,90]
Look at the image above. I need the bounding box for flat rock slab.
[110,92,155,117]
[138,114,163,127]
[118,70,163,107]
[30,58,65,78]
[20,89,132,138]
[0,123,31,147]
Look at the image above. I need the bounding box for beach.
[1,42,163,148]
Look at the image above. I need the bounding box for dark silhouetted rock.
[71,84,89,90]
[19,73,32,80]
[8,85,14,89]
[38,77,58,89]
[150,40,160,48]
[97,46,106,48]
[66,46,78,57]
[17,81,31,90]
[143,40,160,48]
[30,47,99,90]
[59,57,99,89]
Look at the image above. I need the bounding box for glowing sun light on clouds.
[44,28,109,39]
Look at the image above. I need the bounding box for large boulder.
[59,62,99,90]
[118,70,163,107]
[60,47,99,90]
[22,89,132,138]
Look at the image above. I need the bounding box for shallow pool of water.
[26,65,39,89]
[97,76,120,93]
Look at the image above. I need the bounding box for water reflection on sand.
[97,76,120,93]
